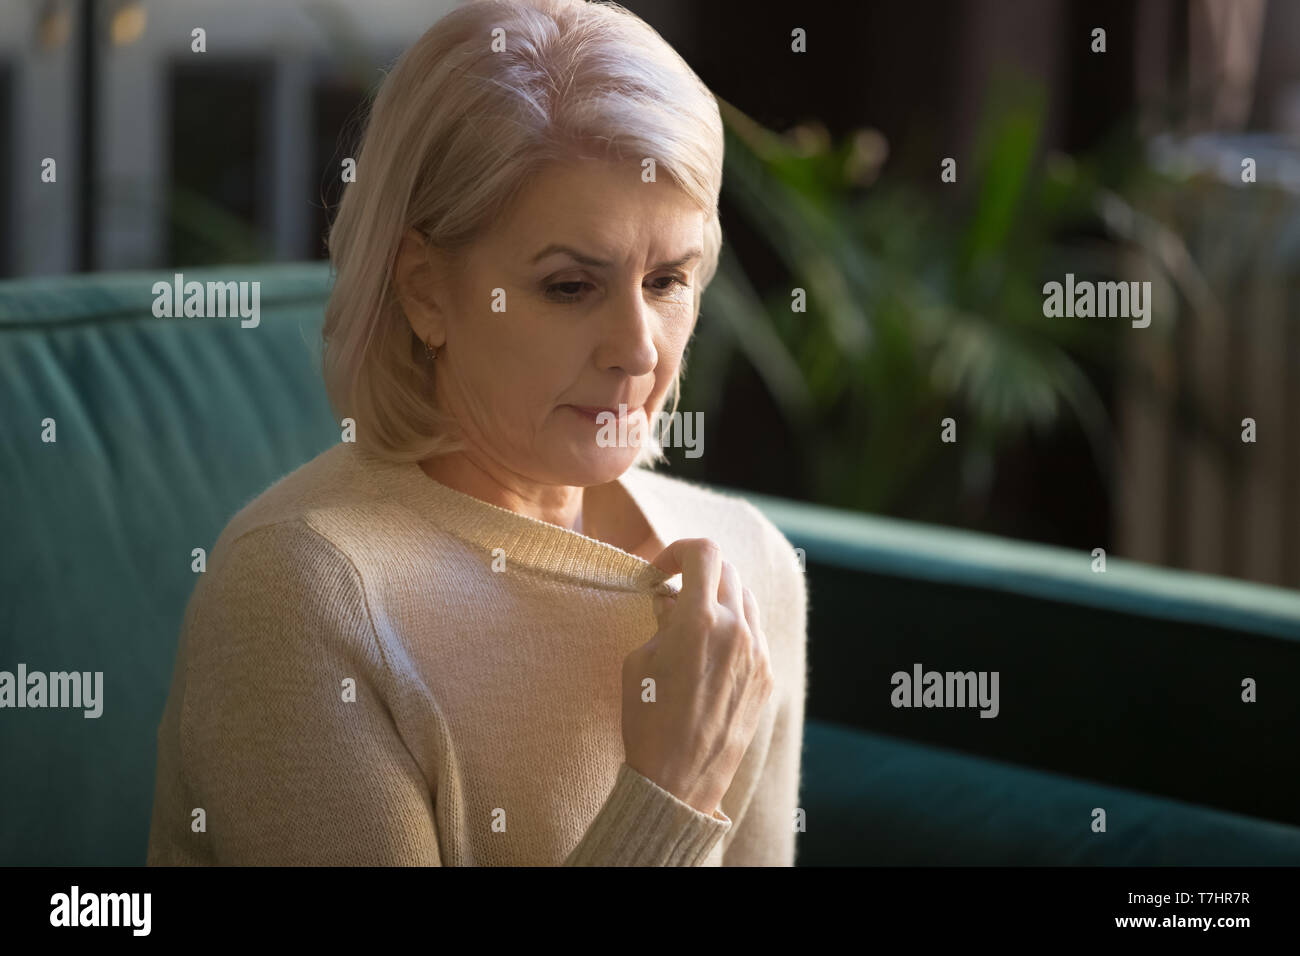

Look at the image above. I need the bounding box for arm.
[172,521,442,865]
[721,504,810,866]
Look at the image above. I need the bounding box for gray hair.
[322,0,725,466]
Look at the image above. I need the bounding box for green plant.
[684,80,1137,521]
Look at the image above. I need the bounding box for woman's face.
[407,156,706,488]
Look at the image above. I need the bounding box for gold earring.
[424,339,439,360]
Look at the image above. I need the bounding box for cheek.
[648,316,694,399]
[476,328,581,420]
[659,310,696,364]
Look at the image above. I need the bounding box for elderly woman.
[146,0,807,867]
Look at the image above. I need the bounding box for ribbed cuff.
[563,763,732,866]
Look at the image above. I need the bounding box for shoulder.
[173,516,397,733]
[208,443,425,586]
[207,517,359,596]
[190,448,383,646]
[187,518,371,659]
[212,443,363,551]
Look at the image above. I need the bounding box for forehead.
[492,157,704,252]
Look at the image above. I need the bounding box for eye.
[649,275,689,295]
[545,281,590,302]
[544,275,690,303]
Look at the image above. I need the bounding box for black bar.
[0,865,1290,941]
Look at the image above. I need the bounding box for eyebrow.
[530,244,703,271]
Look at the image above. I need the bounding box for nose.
[595,282,659,378]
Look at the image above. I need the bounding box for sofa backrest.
[738,489,1300,829]
[1,264,340,864]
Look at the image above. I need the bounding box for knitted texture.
[146,442,808,866]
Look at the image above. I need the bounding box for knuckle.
[726,615,751,645]
[696,603,720,630]
[696,538,722,560]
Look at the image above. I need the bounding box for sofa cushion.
[798,719,1300,865]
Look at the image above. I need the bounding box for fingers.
[649,539,722,616]
[742,585,770,661]
[716,559,744,622]
[741,585,760,634]
[651,591,678,624]
[649,542,764,674]
[649,540,759,650]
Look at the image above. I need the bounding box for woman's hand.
[620,538,775,816]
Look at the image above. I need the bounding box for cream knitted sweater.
[145,442,808,866]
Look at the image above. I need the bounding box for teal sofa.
[3,263,1298,865]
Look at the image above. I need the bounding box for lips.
[567,404,639,422]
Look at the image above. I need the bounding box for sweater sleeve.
[562,763,732,866]
[155,520,443,865]
[721,502,810,866]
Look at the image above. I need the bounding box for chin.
[552,447,640,486]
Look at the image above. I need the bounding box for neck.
[415,452,651,553]
[418,452,584,532]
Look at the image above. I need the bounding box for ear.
[393,227,449,347]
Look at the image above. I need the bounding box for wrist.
[628,762,719,816]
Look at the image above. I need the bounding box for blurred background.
[2,0,1298,589]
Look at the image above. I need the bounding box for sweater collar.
[353,446,680,596]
